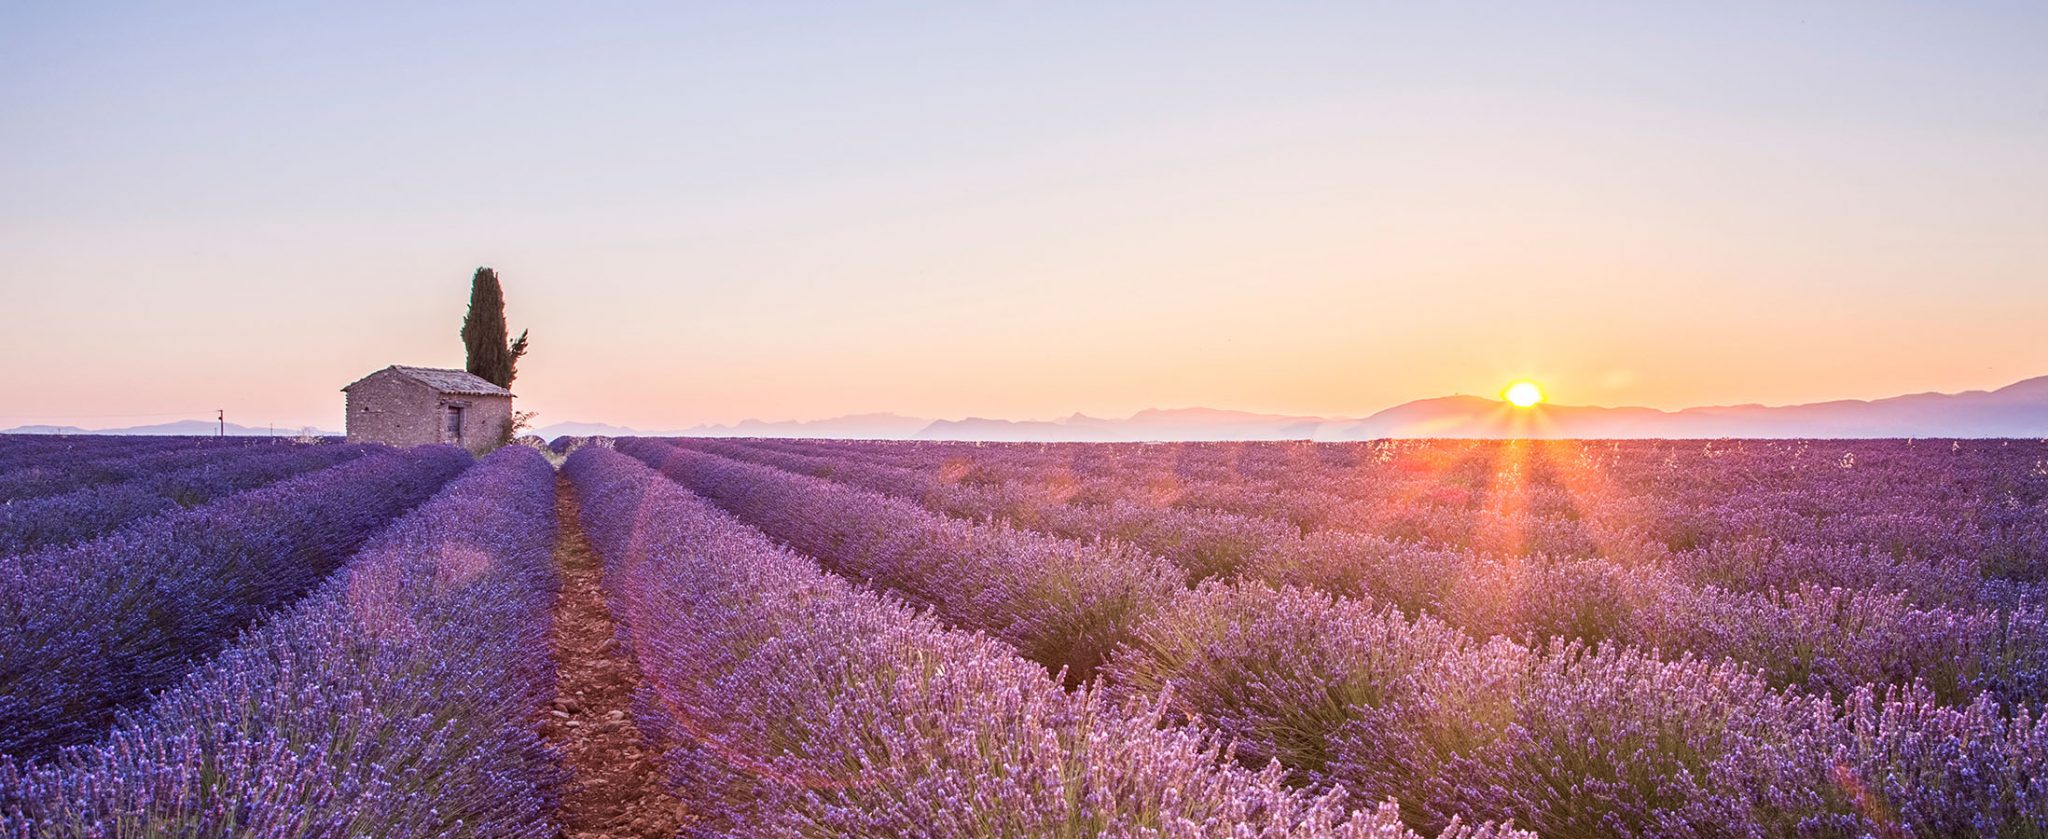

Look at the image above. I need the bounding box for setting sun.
[1504,381,1545,408]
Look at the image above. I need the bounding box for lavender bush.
[0,442,375,557]
[676,437,1296,580]
[619,438,1183,682]
[1104,576,2048,836]
[0,438,302,503]
[709,438,2048,703]
[565,445,1526,838]
[1105,581,1471,780]
[0,445,471,758]
[764,439,2048,582]
[0,436,222,473]
[0,445,562,837]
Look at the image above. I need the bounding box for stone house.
[342,365,513,455]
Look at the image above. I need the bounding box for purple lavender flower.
[564,444,1526,838]
[1,445,563,837]
[0,445,472,758]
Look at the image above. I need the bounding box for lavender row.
[737,439,2048,672]
[758,436,2014,615]
[1112,581,2048,837]
[766,437,1985,602]
[614,439,2048,832]
[1252,532,2048,704]
[619,438,1181,681]
[787,438,2048,582]
[0,436,220,473]
[942,440,2048,703]
[676,437,1294,580]
[684,438,2048,703]
[565,444,1524,838]
[1,445,563,837]
[0,445,473,759]
[0,443,378,557]
[0,438,312,504]
[758,438,1976,558]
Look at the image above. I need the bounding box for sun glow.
[1504,380,1545,408]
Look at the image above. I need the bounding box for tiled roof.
[344,365,513,396]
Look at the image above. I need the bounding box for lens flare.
[1504,380,1545,408]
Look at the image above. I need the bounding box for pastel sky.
[4,2,2045,431]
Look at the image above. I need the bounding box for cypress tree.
[461,267,528,388]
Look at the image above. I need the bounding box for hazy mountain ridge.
[534,412,930,441]
[535,375,2048,441]
[39,378,2041,442]
[2,420,338,437]
[918,407,1332,442]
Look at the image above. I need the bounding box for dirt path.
[543,476,689,838]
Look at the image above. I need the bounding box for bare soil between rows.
[543,476,688,838]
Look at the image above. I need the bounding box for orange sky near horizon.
[6,246,2042,432]
[3,4,2045,431]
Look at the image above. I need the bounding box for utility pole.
[218,409,225,439]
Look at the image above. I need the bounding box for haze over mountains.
[532,375,2048,442]
[2,420,338,437]
[13,377,2043,441]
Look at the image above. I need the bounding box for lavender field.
[4,433,2047,837]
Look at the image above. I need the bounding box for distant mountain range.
[25,377,2044,442]
[2,420,338,437]
[534,375,2048,441]
[1313,375,2048,440]
[532,413,930,441]
[916,408,1330,442]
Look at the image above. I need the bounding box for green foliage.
[496,410,539,449]
[460,267,529,389]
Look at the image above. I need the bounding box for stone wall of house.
[453,395,514,454]
[345,372,442,449]
[346,371,514,455]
